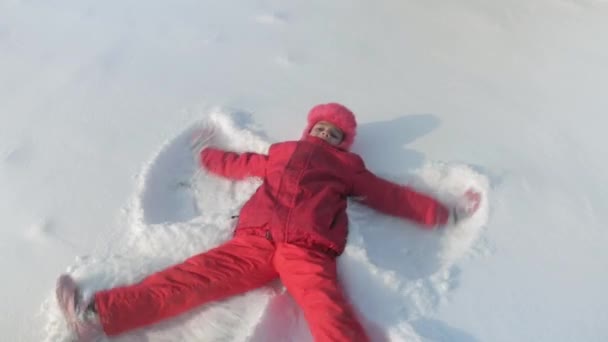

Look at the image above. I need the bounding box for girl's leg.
[95,235,277,336]
[274,243,370,342]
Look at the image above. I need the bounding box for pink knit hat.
[302,103,357,150]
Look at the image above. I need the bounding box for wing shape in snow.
[42,109,490,342]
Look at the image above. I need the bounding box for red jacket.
[200,135,449,256]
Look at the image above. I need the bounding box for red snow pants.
[94,234,370,341]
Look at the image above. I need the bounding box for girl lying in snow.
[56,103,479,342]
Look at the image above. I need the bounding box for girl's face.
[309,121,344,146]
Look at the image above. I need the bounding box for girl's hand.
[447,189,481,226]
[190,125,216,163]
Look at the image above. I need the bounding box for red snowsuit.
[94,135,449,341]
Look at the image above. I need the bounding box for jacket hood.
[301,103,357,150]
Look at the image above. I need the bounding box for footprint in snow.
[254,12,288,25]
[2,141,32,166]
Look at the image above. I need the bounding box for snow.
[1,1,607,341]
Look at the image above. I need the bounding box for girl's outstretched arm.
[199,147,268,180]
[350,157,449,228]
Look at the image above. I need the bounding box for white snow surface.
[1,1,607,341]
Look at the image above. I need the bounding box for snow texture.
[3,1,608,341]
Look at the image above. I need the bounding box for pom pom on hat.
[302,103,357,150]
